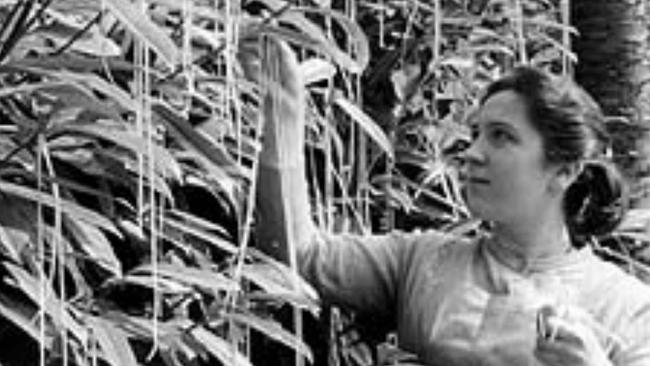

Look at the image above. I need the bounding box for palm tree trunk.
[571,0,650,205]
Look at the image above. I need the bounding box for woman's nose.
[462,138,485,166]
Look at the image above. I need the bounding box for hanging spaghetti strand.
[226,0,242,167]
[131,0,159,358]
[182,0,194,116]
[560,0,571,75]
[322,5,337,365]
[135,1,145,230]
[230,0,242,169]
[90,327,98,366]
[41,134,66,366]
[379,0,385,48]
[94,3,108,363]
[37,134,46,366]
[145,41,159,358]
[515,0,528,64]
[145,5,159,358]
[222,0,241,358]
[222,0,254,361]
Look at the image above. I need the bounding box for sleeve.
[298,230,411,319]
[610,282,650,366]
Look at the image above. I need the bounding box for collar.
[480,234,593,274]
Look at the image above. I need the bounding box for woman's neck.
[490,216,573,262]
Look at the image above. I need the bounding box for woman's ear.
[549,162,582,194]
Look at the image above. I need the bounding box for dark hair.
[481,66,628,246]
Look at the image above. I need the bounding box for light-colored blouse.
[299,230,650,366]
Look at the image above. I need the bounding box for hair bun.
[564,161,628,242]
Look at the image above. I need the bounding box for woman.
[257,66,650,365]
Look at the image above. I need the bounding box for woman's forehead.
[473,90,531,129]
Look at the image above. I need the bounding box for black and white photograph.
[0,1,648,365]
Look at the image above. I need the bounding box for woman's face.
[462,90,559,225]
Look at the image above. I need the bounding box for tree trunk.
[571,0,650,206]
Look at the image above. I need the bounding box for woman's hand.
[534,305,613,366]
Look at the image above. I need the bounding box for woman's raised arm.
[253,39,423,317]
[255,38,314,263]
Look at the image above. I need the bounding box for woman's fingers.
[535,316,588,366]
[540,314,582,345]
[535,336,583,366]
[535,305,613,366]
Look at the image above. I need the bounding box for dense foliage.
[0,1,648,366]
[0,0,320,365]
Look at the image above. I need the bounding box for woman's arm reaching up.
[255,38,314,264]
[253,39,416,317]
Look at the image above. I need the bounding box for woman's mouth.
[467,176,490,185]
[459,172,490,185]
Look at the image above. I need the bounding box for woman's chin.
[466,196,495,222]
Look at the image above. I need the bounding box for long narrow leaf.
[300,58,336,85]
[118,274,191,294]
[54,70,137,112]
[175,150,239,206]
[0,195,36,263]
[223,311,313,363]
[65,217,122,276]
[0,181,121,236]
[86,316,139,366]
[333,92,394,159]
[0,292,44,345]
[14,67,137,113]
[240,262,319,314]
[152,101,243,178]
[291,6,369,71]
[130,262,239,293]
[0,224,21,263]
[42,84,124,121]
[3,263,88,344]
[103,311,187,340]
[37,22,122,57]
[96,148,175,200]
[525,16,578,35]
[164,216,238,254]
[53,123,182,182]
[167,209,230,237]
[2,54,136,74]
[104,0,179,68]
[190,327,253,366]
[0,81,68,98]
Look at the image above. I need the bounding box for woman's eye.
[489,129,513,144]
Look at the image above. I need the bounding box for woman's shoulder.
[582,256,650,322]
[587,257,650,298]
[400,229,478,266]
[582,259,650,361]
